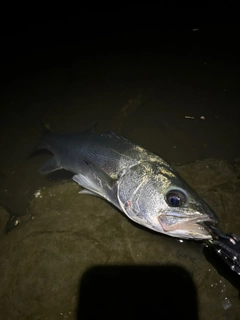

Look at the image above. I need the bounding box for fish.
[35,126,218,240]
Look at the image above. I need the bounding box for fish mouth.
[158,213,218,239]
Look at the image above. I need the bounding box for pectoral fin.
[72,161,120,209]
[73,173,106,198]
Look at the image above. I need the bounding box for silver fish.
[36,126,218,240]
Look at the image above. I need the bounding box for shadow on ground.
[77,265,198,320]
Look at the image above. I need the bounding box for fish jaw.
[157,210,218,240]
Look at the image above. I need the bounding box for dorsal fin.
[100,132,128,141]
[84,122,98,134]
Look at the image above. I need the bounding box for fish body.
[36,127,218,240]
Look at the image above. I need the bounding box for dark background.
[1,9,240,216]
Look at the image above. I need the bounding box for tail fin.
[27,122,53,157]
[29,122,60,174]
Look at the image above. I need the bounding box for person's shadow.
[77,265,198,320]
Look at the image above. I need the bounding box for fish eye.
[166,190,186,207]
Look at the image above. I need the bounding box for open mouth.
[158,213,217,238]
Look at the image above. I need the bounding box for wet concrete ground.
[0,13,240,319]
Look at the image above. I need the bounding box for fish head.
[118,161,219,240]
[156,178,219,240]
